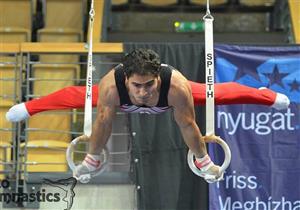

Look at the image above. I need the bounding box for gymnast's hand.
[73,153,101,183]
[194,154,223,183]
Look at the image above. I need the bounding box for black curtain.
[124,43,209,210]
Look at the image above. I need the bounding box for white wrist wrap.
[83,154,101,171]
[195,154,213,171]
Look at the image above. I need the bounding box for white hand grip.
[187,136,231,177]
[66,136,109,181]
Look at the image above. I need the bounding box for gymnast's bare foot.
[6,103,30,122]
[259,87,290,110]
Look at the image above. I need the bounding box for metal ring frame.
[66,136,109,183]
[187,136,231,178]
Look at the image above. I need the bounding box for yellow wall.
[289,0,300,43]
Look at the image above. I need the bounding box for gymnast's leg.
[189,81,289,109]
[6,82,289,122]
[6,85,98,122]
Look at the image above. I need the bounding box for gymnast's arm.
[169,76,221,179]
[169,80,207,158]
[88,73,118,155]
[74,72,118,179]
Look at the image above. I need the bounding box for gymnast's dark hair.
[122,48,161,78]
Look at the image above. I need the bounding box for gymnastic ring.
[187,135,231,177]
[66,136,109,180]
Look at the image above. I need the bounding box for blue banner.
[209,45,300,210]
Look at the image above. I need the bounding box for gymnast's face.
[126,73,160,105]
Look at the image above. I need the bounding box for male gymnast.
[6,49,290,183]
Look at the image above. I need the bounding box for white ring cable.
[187,0,231,180]
[84,0,95,136]
[66,0,109,183]
[204,0,215,136]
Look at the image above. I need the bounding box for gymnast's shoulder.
[168,70,193,106]
[97,69,120,106]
